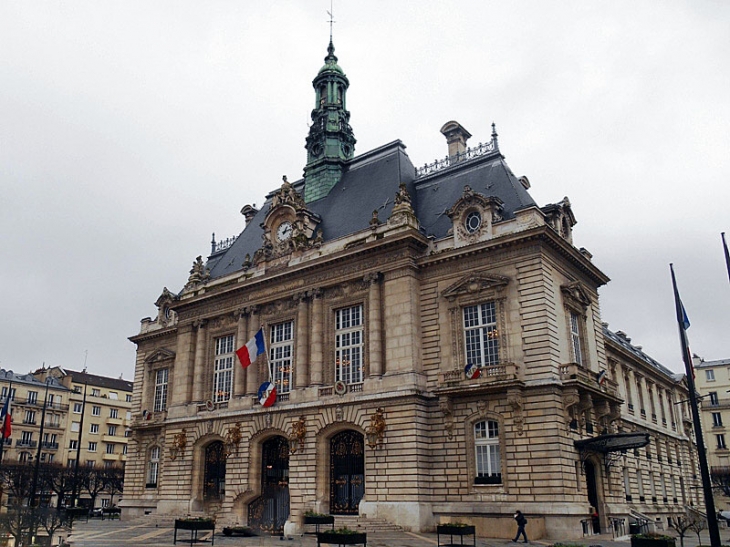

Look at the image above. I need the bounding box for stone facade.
[122,41,699,540]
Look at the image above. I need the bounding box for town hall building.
[122,39,700,539]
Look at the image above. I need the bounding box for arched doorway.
[204,441,226,501]
[248,436,290,534]
[585,460,601,533]
[330,430,365,514]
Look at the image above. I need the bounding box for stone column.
[245,308,260,395]
[310,289,323,385]
[295,293,310,389]
[366,273,383,377]
[383,268,421,373]
[192,320,208,402]
[233,310,248,397]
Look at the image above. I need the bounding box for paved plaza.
[62,519,730,547]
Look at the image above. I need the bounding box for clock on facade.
[277,221,293,241]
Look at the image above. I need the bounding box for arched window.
[147,446,160,488]
[474,420,501,484]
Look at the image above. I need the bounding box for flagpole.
[722,233,730,286]
[0,381,11,468]
[670,264,721,547]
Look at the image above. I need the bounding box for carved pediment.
[561,281,592,310]
[442,273,509,302]
[155,287,179,327]
[144,348,176,365]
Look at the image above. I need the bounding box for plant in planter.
[437,522,476,535]
[222,525,254,537]
[317,527,367,546]
[630,532,676,547]
[304,510,335,525]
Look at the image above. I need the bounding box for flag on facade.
[464,363,481,380]
[596,370,607,386]
[722,232,730,285]
[257,381,277,407]
[0,394,11,439]
[236,328,266,368]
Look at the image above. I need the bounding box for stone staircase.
[329,515,404,533]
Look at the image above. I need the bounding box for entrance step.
[331,515,404,533]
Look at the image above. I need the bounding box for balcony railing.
[41,442,59,450]
[16,440,37,448]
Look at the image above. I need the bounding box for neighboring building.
[0,369,70,469]
[604,329,700,526]
[34,366,133,508]
[694,356,730,510]
[123,39,699,539]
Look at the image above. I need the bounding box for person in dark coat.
[513,510,528,543]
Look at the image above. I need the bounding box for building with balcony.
[0,368,70,466]
[694,356,730,510]
[122,39,698,539]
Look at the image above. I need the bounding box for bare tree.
[670,515,698,547]
[101,464,124,507]
[688,517,707,546]
[42,463,77,509]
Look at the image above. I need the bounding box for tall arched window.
[474,420,501,484]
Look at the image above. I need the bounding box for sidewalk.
[65,519,729,547]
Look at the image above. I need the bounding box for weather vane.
[327,0,335,42]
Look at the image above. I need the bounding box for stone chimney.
[440,121,472,159]
[240,204,259,226]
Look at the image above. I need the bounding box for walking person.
[513,510,528,543]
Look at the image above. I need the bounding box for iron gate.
[248,436,290,533]
[204,441,226,500]
[330,430,365,514]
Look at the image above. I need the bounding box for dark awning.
[574,432,650,454]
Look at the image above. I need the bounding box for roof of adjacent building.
[603,326,680,380]
[0,368,68,390]
[206,137,537,281]
[694,357,730,369]
[56,368,133,392]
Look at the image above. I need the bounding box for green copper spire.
[303,40,356,203]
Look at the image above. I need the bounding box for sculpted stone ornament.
[447,185,504,243]
[155,287,179,327]
[224,423,243,458]
[387,183,419,229]
[439,398,454,440]
[290,416,306,454]
[365,407,386,449]
[183,256,210,292]
[170,429,187,460]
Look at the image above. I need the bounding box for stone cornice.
[419,226,610,287]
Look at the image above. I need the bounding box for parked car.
[90,507,103,518]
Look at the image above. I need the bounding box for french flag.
[236,328,266,368]
[0,394,11,439]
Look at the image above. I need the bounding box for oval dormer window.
[465,211,482,234]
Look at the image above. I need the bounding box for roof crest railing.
[416,137,499,178]
[210,233,238,255]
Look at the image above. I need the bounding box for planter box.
[437,524,476,547]
[317,531,367,546]
[631,537,676,547]
[305,515,335,526]
[174,519,215,545]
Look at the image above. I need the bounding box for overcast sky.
[1,1,728,381]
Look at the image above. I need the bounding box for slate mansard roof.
[206,136,537,281]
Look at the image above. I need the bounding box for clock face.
[277,221,293,241]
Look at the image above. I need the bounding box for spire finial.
[491,122,499,150]
[327,0,335,44]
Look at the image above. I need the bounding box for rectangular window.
[69,440,78,450]
[86,460,95,468]
[707,369,716,382]
[24,410,36,424]
[88,442,97,452]
[154,368,169,412]
[270,321,293,394]
[474,420,501,484]
[71,422,80,433]
[718,434,727,450]
[48,454,54,463]
[21,431,33,443]
[713,412,723,427]
[108,392,118,400]
[110,408,119,419]
[92,406,101,416]
[335,305,364,384]
[213,335,235,403]
[101,498,110,508]
[108,425,117,436]
[73,403,83,413]
[27,391,38,404]
[68,459,76,468]
[147,446,160,487]
[710,392,720,406]
[464,302,500,367]
[1,387,16,400]
[126,394,133,402]
[90,424,99,434]
[569,311,583,365]
[91,389,100,397]
[123,444,128,455]
[106,443,115,454]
